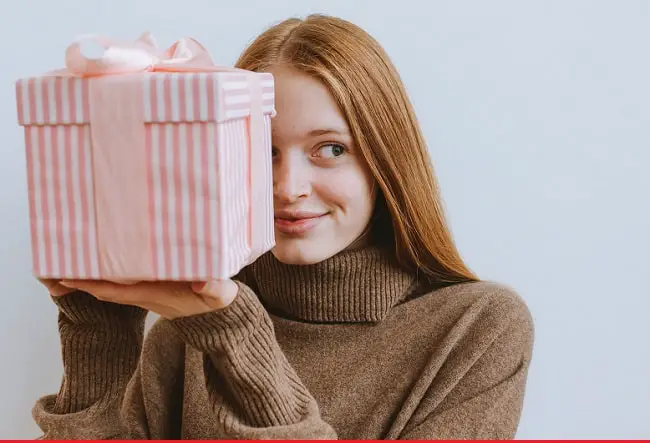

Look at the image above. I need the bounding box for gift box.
[15,33,275,281]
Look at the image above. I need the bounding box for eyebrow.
[308,128,350,137]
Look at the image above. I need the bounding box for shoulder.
[449,280,533,352]
[444,280,532,322]
[421,280,532,324]
[403,280,534,355]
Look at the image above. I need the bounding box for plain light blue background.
[0,0,648,439]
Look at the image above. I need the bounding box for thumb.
[191,280,238,306]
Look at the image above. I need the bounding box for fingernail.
[191,281,209,295]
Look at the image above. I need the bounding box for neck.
[248,245,417,323]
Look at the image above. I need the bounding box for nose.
[273,150,311,204]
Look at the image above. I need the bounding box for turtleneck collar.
[246,245,417,323]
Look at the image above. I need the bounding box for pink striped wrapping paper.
[15,71,276,281]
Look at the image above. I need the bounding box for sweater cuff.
[170,281,270,354]
[54,290,148,328]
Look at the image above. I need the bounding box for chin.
[271,237,340,265]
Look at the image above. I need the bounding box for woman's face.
[268,66,376,265]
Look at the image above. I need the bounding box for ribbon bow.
[64,32,216,77]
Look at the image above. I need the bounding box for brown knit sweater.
[32,246,534,439]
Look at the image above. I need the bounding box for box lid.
[16,71,275,126]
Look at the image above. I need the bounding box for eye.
[316,144,346,159]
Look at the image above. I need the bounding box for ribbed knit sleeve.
[32,291,148,439]
[170,281,338,439]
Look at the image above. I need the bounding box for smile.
[274,211,328,236]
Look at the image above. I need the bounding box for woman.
[35,14,534,440]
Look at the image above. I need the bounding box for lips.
[274,210,327,235]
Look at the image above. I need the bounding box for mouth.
[274,211,328,235]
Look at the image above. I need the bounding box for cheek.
[314,166,374,215]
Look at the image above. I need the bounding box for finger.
[38,278,76,297]
[59,279,104,291]
[192,280,238,307]
[190,281,208,293]
[60,280,124,301]
[106,279,140,285]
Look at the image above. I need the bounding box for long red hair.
[236,14,478,283]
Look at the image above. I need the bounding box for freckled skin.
[269,66,375,265]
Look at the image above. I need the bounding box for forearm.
[172,282,337,438]
[33,291,147,438]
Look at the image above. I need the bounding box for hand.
[58,279,239,320]
[38,278,77,297]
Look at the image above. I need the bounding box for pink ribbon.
[63,31,218,76]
